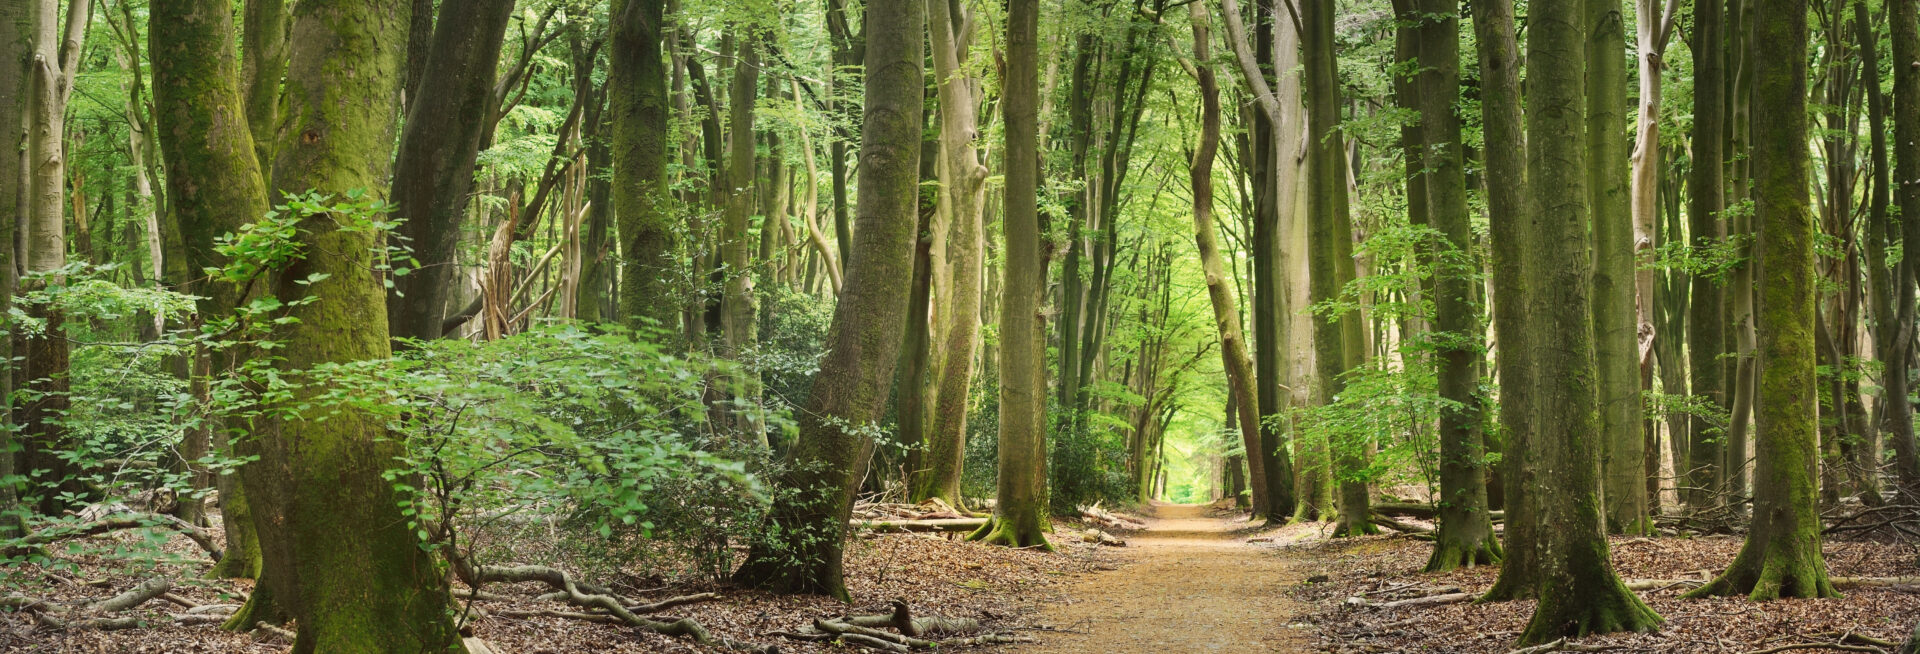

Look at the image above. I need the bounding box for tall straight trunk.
[1588,0,1648,534]
[609,0,675,331]
[1858,0,1895,504]
[0,0,25,534]
[731,0,923,598]
[18,0,87,516]
[969,0,1050,550]
[1188,5,1283,524]
[1629,0,1671,514]
[1303,0,1371,537]
[915,0,988,508]
[386,0,513,342]
[1685,0,1837,599]
[826,0,861,269]
[1416,0,1499,570]
[1475,0,1536,602]
[1514,0,1663,642]
[151,0,276,583]
[1890,0,1920,491]
[722,35,764,445]
[1687,0,1728,507]
[897,150,936,490]
[234,1,464,649]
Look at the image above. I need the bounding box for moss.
[966,515,1054,551]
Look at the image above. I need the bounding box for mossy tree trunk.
[1587,0,1649,535]
[1857,0,1897,507]
[240,0,287,170]
[1303,0,1372,537]
[731,0,923,599]
[611,0,677,331]
[385,0,512,342]
[1514,0,1663,642]
[1686,0,1727,508]
[0,0,25,535]
[239,1,464,650]
[914,0,988,508]
[150,0,275,583]
[1415,0,1499,570]
[969,0,1051,550]
[1682,0,1839,602]
[722,33,764,445]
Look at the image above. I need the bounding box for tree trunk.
[241,0,287,170]
[722,34,764,445]
[1587,0,1648,535]
[968,0,1050,550]
[731,0,924,598]
[386,0,513,342]
[1416,0,1499,570]
[1514,0,1664,642]
[0,0,25,535]
[1630,0,1671,515]
[1890,0,1920,492]
[1858,0,1895,507]
[1687,0,1728,508]
[1303,0,1371,537]
[238,1,464,649]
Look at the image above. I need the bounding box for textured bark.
[731,0,923,598]
[240,1,464,650]
[1588,0,1648,535]
[151,0,274,581]
[1515,0,1663,642]
[1415,0,1499,570]
[240,0,287,169]
[722,35,764,445]
[385,0,513,342]
[1303,0,1371,537]
[1891,0,1920,491]
[610,0,675,331]
[1629,0,1672,515]
[1859,0,1897,506]
[0,0,27,533]
[914,0,988,508]
[968,0,1050,551]
[1686,0,1727,507]
[1684,0,1838,602]
[1188,6,1284,525]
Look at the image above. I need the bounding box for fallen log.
[842,599,981,637]
[1,577,172,630]
[1373,502,1504,522]
[851,518,987,534]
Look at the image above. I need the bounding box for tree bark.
[0,0,25,534]
[610,0,677,332]
[1890,0,1920,492]
[968,0,1051,550]
[722,34,764,445]
[1683,0,1839,602]
[1687,0,1728,507]
[238,1,464,649]
[731,0,925,598]
[1588,0,1648,535]
[1515,0,1663,642]
[385,0,513,342]
[1415,0,1500,570]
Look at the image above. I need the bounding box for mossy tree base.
[221,576,289,631]
[966,516,1053,551]
[1332,511,1378,537]
[1516,577,1662,646]
[1423,534,1502,573]
[1681,538,1838,601]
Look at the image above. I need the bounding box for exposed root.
[8,513,219,560]
[0,577,172,630]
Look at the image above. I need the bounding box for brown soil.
[1023,502,1309,653]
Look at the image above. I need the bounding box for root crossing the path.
[1024,502,1307,652]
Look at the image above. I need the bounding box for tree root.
[453,560,765,651]
[7,513,219,560]
[778,600,1025,651]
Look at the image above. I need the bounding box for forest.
[0,0,1918,651]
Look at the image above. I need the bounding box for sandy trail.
[1022,502,1307,653]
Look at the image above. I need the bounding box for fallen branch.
[0,577,172,630]
[852,518,988,534]
[1374,502,1504,522]
[1740,642,1885,654]
[842,599,981,637]
[8,513,219,560]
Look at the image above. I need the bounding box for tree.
[1687,0,1728,507]
[1682,0,1837,602]
[1186,2,1287,524]
[611,0,677,331]
[150,0,275,582]
[1513,0,1662,642]
[1475,0,1537,601]
[914,0,990,508]
[1415,0,1499,570]
[1890,0,1920,493]
[230,0,464,648]
[721,31,764,444]
[0,0,29,533]
[969,0,1050,550]
[731,0,924,599]
[1587,0,1647,534]
[1303,0,1372,538]
[386,0,514,342]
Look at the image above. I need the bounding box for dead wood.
[852,518,988,533]
[8,513,218,559]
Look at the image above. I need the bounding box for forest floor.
[1021,501,1308,652]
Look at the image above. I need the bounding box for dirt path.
[1022,502,1307,653]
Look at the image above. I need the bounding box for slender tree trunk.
[1587,0,1648,535]
[969,0,1050,550]
[731,0,924,598]
[1687,0,1728,508]
[1858,0,1894,506]
[1630,0,1670,515]
[241,0,286,170]
[0,0,26,535]
[722,35,764,445]
[1416,0,1499,570]
[1890,0,1920,492]
[1685,0,1837,599]
[386,0,514,342]
[1515,0,1664,642]
[1303,0,1371,537]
